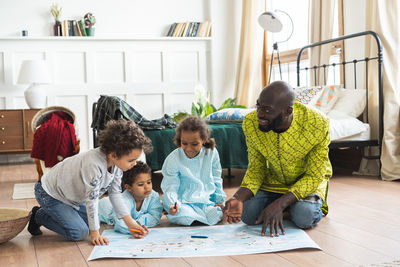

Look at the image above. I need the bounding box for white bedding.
[328,110,370,141]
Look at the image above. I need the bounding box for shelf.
[0,36,212,41]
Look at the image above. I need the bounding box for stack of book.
[166,21,211,37]
[55,19,89,36]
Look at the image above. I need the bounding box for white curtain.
[234,0,265,107]
[308,0,335,86]
[365,0,400,181]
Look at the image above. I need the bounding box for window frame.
[262,0,344,86]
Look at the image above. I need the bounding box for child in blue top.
[161,116,226,226]
[99,161,163,234]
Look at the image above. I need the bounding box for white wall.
[0,0,242,107]
[0,0,243,154]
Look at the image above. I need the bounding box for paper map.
[88,221,320,260]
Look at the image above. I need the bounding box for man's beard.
[258,113,284,133]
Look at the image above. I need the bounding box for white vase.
[24,83,47,109]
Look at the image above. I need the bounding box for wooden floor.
[1,163,400,267]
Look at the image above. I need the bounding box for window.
[264,0,343,86]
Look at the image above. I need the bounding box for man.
[223,81,332,237]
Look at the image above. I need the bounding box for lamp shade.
[17,60,51,84]
[258,11,283,32]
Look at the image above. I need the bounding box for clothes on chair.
[31,111,77,168]
[91,95,177,131]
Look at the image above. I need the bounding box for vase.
[86,27,95,36]
[53,21,61,36]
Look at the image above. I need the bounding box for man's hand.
[255,200,285,237]
[90,230,109,245]
[255,192,297,237]
[223,198,243,223]
[223,187,254,224]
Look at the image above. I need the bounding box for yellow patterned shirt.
[241,103,332,214]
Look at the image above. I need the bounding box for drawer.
[0,136,24,151]
[0,110,23,124]
[0,124,23,136]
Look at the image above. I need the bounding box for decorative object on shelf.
[21,30,28,36]
[17,60,52,109]
[50,3,62,36]
[84,13,96,36]
[258,10,294,84]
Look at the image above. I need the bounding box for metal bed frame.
[296,31,383,164]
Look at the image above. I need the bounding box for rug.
[12,183,35,199]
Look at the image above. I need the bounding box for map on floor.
[88,221,321,260]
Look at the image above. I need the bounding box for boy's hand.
[90,230,109,246]
[129,223,148,239]
[169,203,179,215]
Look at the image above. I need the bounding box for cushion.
[294,86,323,105]
[329,88,367,118]
[310,84,342,114]
[205,108,255,121]
[328,110,368,141]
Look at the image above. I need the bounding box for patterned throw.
[91,95,177,131]
[241,103,332,214]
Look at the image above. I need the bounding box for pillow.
[310,84,341,114]
[329,88,367,118]
[294,86,323,105]
[328,110,369,141]
[205,108,255,121]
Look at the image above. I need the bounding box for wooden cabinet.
[0,109,40,153]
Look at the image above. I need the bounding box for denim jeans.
[34,182,89,241]
[241,190,323,229]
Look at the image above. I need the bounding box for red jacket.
[31,111,77,168]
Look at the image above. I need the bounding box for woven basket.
[0,208,31,244]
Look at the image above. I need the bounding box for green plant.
[172,97,247,122]
[84,13,96,28]
[50,3,62,22]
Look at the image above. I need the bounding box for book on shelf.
[79,19,87,36]
[166,21,211,37]
[181,21,190,37]
[167,23,177,36]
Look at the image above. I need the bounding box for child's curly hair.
[174,116,215,149]
[122,161,152,186]
[98,119,152,158]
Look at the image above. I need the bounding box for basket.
[31,106,76,133]
[0,208,31,244]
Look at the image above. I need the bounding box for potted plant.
[50,3,62,36]
[84,13,96,36]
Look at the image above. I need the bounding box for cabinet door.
[0,110,24,152]
[23,109,40,150]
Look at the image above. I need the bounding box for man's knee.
[241,203,260,225]
[290,201,322,229]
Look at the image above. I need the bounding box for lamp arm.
[275,9,294,44]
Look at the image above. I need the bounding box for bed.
[296,30,383,166]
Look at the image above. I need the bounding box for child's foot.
[28,206,42,236]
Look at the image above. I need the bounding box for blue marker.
[191,235,208,239]
[145,217,148,227]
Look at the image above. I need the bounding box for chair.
[31,106,80,179]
